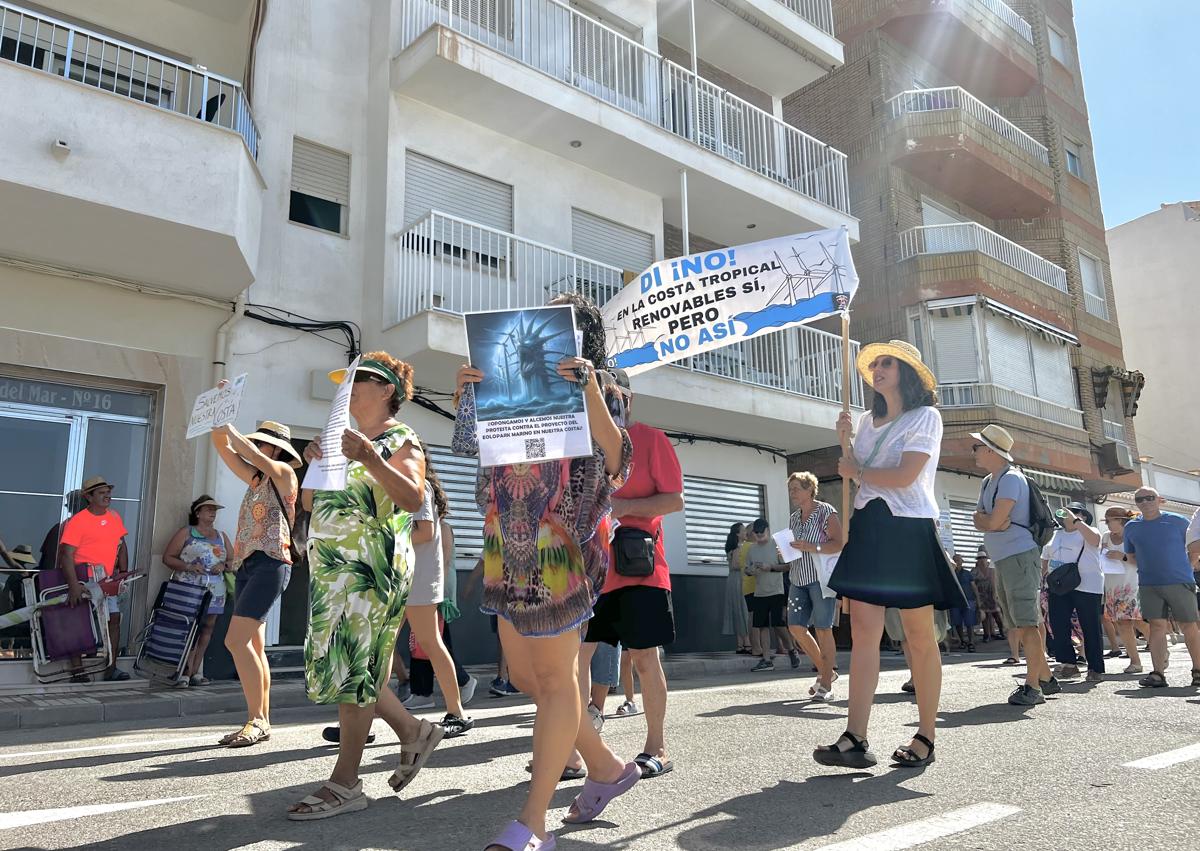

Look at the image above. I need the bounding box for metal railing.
[888,87,1047,164]
[899,223,1068,293]
[397,211,862,407]
[776,0,835,36]
[977,0,1033,42]
[1103,419,1126,443]
[0,1,260,158]
[398,0,850,215]
[939,382,1084,429]
[1084,290,1109,320]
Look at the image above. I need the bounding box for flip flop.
[561,761,640,824]
[486,820,556,850]
[1002,657,1020,665]
[524,763,587,782]
[634,753,674,778]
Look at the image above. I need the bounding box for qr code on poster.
[524,437,547,460]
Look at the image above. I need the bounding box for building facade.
[0,0,859,686]
[783,0,1143,556]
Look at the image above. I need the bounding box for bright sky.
[1075,1,1200,228]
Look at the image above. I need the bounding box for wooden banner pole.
[840,310,852,545]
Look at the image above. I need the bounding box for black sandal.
[813,731,877,769]
[892,733,935,768]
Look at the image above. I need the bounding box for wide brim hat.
[81,475,114,494]
[245,421,303,468]
[9,544,35,565]
[1065,501,1093,525]
[193,498,225,511]
[856,340,937,393]
[969,424,1015,462]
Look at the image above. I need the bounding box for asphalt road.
[3,644,1199,851]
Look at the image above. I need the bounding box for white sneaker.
[403,693,435,710]
[587,702,604,732]
[460,675,477,706]
[811,683,831,702]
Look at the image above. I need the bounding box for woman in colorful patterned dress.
[1101,505,1147,673]
[286,351,440,821]
[161,495,233,686]
[455,293,634,851]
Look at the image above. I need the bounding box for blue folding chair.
[134,579,210,684]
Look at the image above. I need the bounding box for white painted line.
[0,796,206,830]
[816,803,1021,851]
[1123,742,1200,770]
[0,734,216,761]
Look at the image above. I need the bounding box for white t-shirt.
[1100,530,1138,592]
[1041,527,1103,595]
[852,406,943,519]
[1187,508,1200,546]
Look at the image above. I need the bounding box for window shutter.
[987,314,1035,395]
[291,139,350,205]
[929,311,979,384]
[1030,335,1075,408]
[948,500,985,558]
[404,152,513,231]
[683,475,765,565]
[425,444,484,562]
[1078,251,1104,297]
[570,209,654,275]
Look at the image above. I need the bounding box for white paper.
[186,373,247,439]
[1099,549,1128,574]
[302,356,359,491]
[773,529,798,558]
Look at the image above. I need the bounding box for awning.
[1025,468,1086,494]
[981,298,1079,347]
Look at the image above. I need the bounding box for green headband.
[360,359,407,398]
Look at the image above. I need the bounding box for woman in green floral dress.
[288,351,443,822]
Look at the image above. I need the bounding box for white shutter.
[949,500,986,558]
[987,314,1035,395]
[1078,251,1104,297]
[291,138,350,205]
[425,444,484,562]
[571,209,654,275]
[1030,335,1074,408]
[683,475,765,565]
[403,152,513,231]
[929,310,980,384]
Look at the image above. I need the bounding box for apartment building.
[0,0,858,684]
[783,0,1143,556]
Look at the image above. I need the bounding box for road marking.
[0,734,217,761]
[1123,742,1200,770]
[0,796,206,830]
[816,803,1021,851]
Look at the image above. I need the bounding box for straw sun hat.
[855,340,936,392]
[245,421,303,467]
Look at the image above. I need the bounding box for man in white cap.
[972,425,1057,705]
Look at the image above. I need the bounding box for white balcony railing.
[1084,290,1109,320]
[777,0,835,36]
[398,0,850,215]
[888,87,1048,164]
[977,0,1033,42]
[1103,419,1126,443]
[397,211,863,407]
[939,382,1084,429]
[0,2,260,158]
[899,223,1069,293]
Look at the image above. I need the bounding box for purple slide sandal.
[485,820,556,851]
[561,761,641,824]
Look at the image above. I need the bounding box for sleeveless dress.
[174,527,229,614]
[305,423,418,706]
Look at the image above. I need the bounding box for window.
[948,500,985,558]
[683,476,765,564]
[1047,25,1070,65]
[929,309,980,384]
[986,313,1074,407]
[1078,250,1108,319]
[1064,138,1084,179]
[290,139,350,235]
[424,445,484,561]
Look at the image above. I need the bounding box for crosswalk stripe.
[816,803,1021,851]
[1123,742,1200,770]
[0,796,206,830]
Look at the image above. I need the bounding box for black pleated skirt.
[829,498,969,610]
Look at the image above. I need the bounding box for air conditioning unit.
[1098,441,1135,475]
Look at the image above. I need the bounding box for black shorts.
[233,551,288,622]
[752,594,787,629]
[584,586,675,650]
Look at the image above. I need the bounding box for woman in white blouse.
[1042,503,1105,682]
[813,341,966,771]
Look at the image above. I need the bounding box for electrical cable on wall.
[244,303,361,360]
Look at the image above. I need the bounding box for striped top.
[787,501,837,587]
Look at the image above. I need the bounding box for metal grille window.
[683,475,765,565]
[948,500,985,559]
[425,444,484,562]
[290,138,350,235]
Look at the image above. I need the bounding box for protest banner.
[602,227,859,376]
[464,306,592,467]
[303,355,360,491]
[186,374,248,439]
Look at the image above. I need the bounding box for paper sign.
[773,529,798,559]
[186,374,247,439]
[1100,549,1128,574]
[303,356,360,491]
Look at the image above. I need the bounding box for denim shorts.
[233,551,288,622]
[787,581,837,630]
[590,640,621,687]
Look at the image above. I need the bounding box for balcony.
[392,0,856,246]
[1084,290,1109,321]
[656,0,842,97]
[839,0,1036,98]
[1103,419,1126,443]
[0,3,263,299]
[940,382,1084,430]
[899,223,1068,294]
[887,87,1054,219]
[387,211,862,448]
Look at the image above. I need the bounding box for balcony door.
[920,197,972,253]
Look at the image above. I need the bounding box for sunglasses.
[868,356,896,370]
[353,374,386,385]
[1134,495,1157,504]
[971,443,987,453]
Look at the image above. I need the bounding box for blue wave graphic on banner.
[734,292,840,336]
[611,344,660,369]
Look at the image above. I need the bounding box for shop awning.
[1024,468,1086,494]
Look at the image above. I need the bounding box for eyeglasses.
[971,444,987,453]
[867,356,895,370]
[1134,495,1158,504]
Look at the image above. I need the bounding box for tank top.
[175,527,228,596]
[233,475,295,568]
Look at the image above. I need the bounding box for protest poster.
[602,227,859,375]
[464,306,591,467]
[302,355,360,491]
[186,373,248,439]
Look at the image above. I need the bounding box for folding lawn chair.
[26,565,111,683]
[134,579,211,684]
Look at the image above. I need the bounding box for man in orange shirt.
[58,476,131,682]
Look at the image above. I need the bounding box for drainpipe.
[203,294,246,497]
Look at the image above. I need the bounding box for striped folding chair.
[134,579,211,684]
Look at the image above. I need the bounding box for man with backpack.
[971,425,1060,705]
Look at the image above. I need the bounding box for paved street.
[3,645,1199,851]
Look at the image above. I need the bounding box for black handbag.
[613,526,657,578]
[1046,543,1085,596]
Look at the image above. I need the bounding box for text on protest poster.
[186,374,248,439]
[602,228,859,376]
[464,306,592,468]
[303,356,360,491]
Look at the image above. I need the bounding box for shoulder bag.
[1046,541,1084,596]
